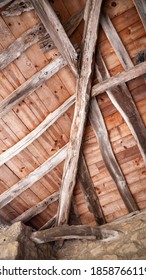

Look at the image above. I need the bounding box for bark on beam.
[56,0,103,226]
[133,0,146,30]
[30,0,78,76]
[78,153,106,224]
[31,225,119,243]
[89,97,138,212]
[11,192,59,223]
[0,145,68,209]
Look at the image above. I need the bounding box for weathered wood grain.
[0,95,75,166]
[31,225,120,243]
[0,56,66,118]
[30,0,78,76]
[89,97,138,212]
[0,8,83,71]
[133,0,146,30]
[69,196,81,225]
[0,144,68,210]
[92,61,146,96]
[40,215,56,230]
[11,192,59,223]
[56,0,103,226]
[78,153,106,224]
[0,0,12,8]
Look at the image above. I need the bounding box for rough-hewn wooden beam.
[0,0,12,8]
[0,144,68,210]
[11,192,59,223]
[78,153,106,224]
[0,9,83,71]
[30,0,78,76]
[1,0,33,15]
[89,97,138,212]
[0,95,75,166]
[56,0,103,226]
[69,196,81,225]
[133,0,146,30]
[0,56,66,118]
[92,61,146,96]
[31,225,119,243]
[100,13,133,69]
[40,215,56,230]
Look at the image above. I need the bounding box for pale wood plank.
[133,0,146,30]
[11,191,59,223]
[2,0,33,15]
[30,0,78,76]
[31,225,119,243]
[0,144,68,210]
[56,0,103,226]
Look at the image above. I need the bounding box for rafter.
[11,191,59,223]
[31,225,119,243]
[40,215,56,231]
[89,97,138,212]
[78,153,106,224]
[0,144,68,210]
[0,56,66,118]
[133,0,146,30]
[0,0,12,8]
[0,8,83,71]
[30,0,78,76]
[56,0,103,226]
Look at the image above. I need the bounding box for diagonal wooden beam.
[31,225,119,243]
[11,191,59,223]
[0,8,83,71]
[30,0,78,76]
[78,153,106,224]
[92,60,146,96]
[1,0,33,15]
[133,0,146,30]
[89,97,138,212]
[40,215,56,230]
[69,196,81,226]
[0,56,66,118]
[56,0,103,226]
[0,0,12,8]
[0,144,68,210]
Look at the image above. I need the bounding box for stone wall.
[57,209,146,260]
[0,222,55,260]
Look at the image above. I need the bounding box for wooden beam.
[78,153,106,224]
[0,0,12,8]
[0,8,83,71]
[89,97,138,212]
[92,61,146,96]
[0,95,75,166]
[100,13,133,69]
[40,215,56,230]
[69,196,81,225]
[2,0,33,15]
[31,225,119,243]
[0,56,66,118]
[11,192,59,223]
[30,0,78,76]
[0,144,68,210]
[56,0,103,226]
[133,0,146,30]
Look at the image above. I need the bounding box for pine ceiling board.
[106,208,129,223]
[112,7,139,32]
[103,0,134,19]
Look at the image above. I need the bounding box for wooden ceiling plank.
[31,225,118,243]
[0,144,68,210]
[0,8,83,71]
[78,153,106,224]
[92,61,146,96]
[0,95,75,166]
[133,0,146,30]
[30,0,78,76]
[11,191,59,223]
[0,56,66,118]
[56,0,103,226]
[89,97,138,212]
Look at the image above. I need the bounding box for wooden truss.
[0,0,146,242]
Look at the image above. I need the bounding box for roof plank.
[133,0,146,30]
